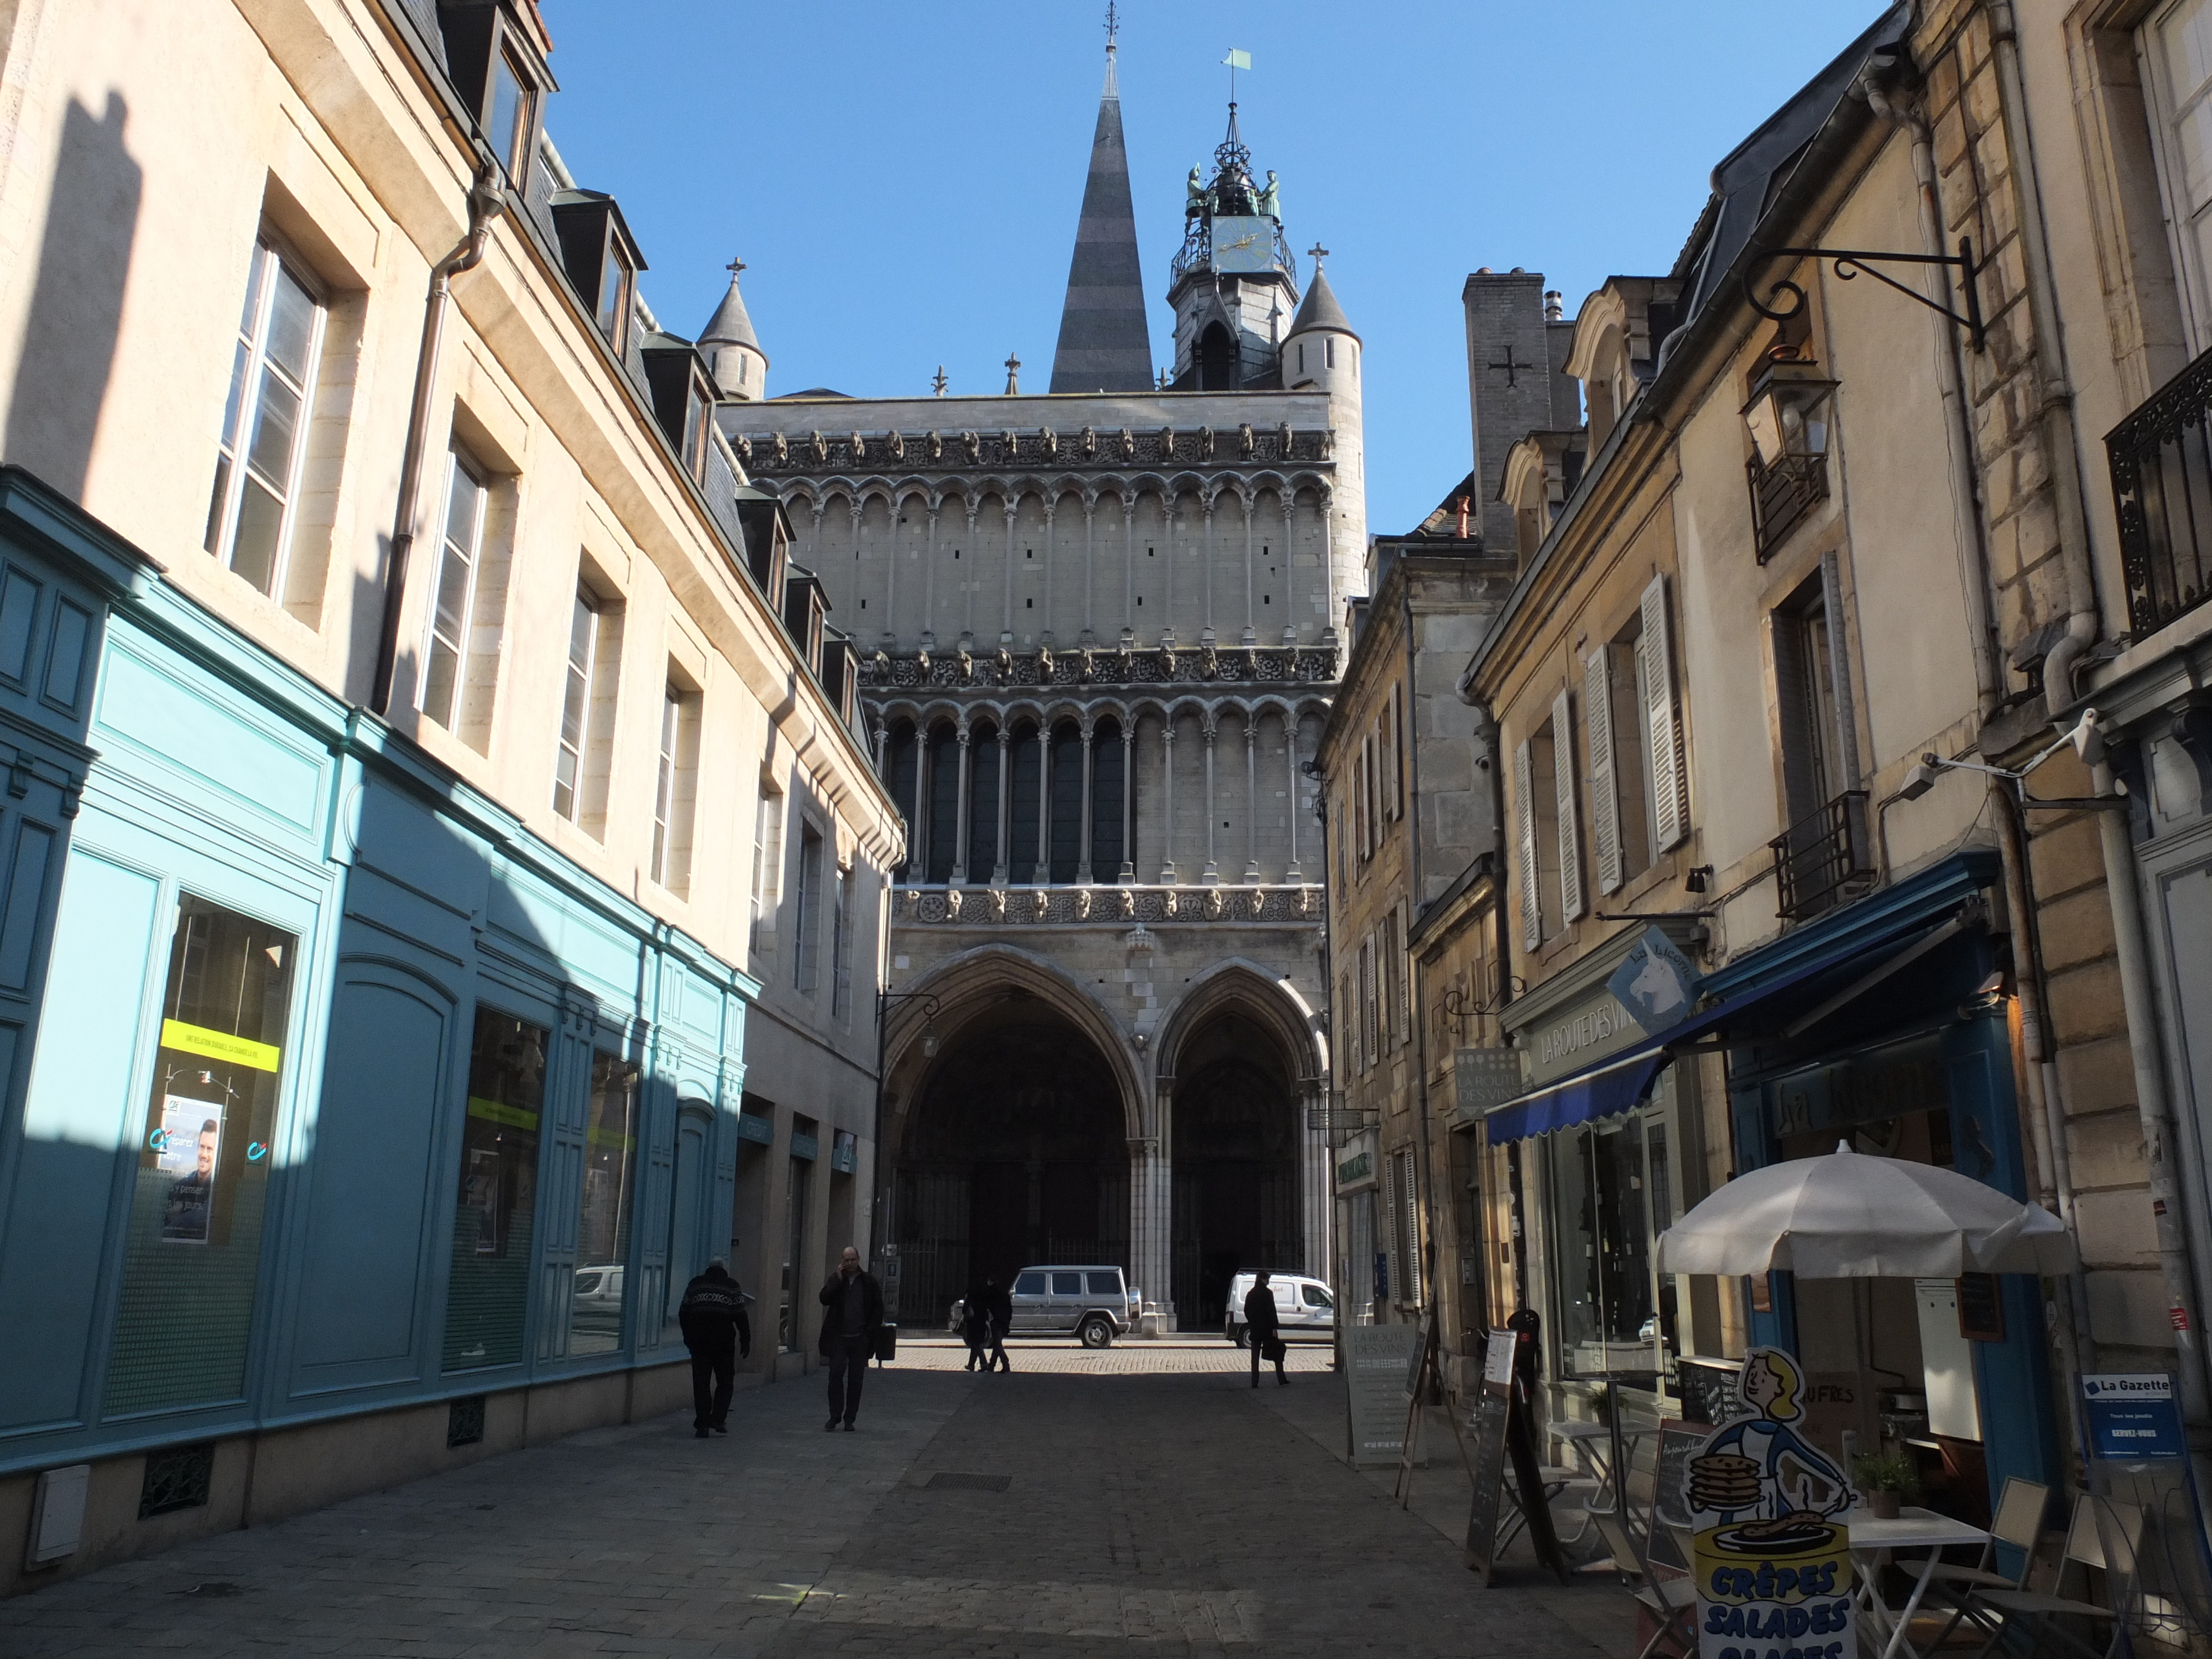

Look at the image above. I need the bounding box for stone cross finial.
[932,365,948,397]
[1307,243,1328,268]
[726,256,747,276]
[1004,353,1021,395]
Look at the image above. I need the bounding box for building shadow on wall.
[4,92,142,502]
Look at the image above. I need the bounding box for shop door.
[664,1110,709,1329]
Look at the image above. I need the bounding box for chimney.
[1455,497,1471,539]
[1544,290,1564,322]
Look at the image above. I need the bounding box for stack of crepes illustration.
[1687,1452,1763,1516]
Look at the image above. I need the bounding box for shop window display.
[1550,1112,1661,1376]
[105,897,296,1414]
[444,1008,547,1371]
[567,1051,638,1355]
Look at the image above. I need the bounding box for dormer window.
[681,377,712,479]
[597,242,632,354]
[436,2,552,190]
[488,44,534,186]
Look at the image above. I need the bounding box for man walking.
[677,1258,750,1437]
[982,1274,1012,1373]
[1245,1270,1287,1387]
[818,1245,883,1431]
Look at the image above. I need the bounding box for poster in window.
[158,1095,223,1243]
[463,1147,504,1256]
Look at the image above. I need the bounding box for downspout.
[370,161,505,715]
[1985,0,2101,706]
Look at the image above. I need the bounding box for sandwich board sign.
[1343,1322,1424,1467]
[1686,1346,1858,1659]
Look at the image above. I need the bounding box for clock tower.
[1167,103,1301,391]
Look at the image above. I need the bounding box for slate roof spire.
[1048,13,1154,394]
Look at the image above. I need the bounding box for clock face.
[1211,215,1274,273]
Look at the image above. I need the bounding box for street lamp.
[1741,359,1835,468]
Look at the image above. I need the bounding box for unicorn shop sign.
[1687,1347,1858,1659]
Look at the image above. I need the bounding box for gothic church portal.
[713,28,1361,1330]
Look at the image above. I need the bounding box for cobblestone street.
[0,1343,1633,1657]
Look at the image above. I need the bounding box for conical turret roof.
[1049,45,1154,393]
[700,260,764,357]
[1287,263,1358,342]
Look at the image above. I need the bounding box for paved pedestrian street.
[0,1343,1634,1657]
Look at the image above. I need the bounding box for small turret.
[1282,252,1359,394]
[700,257,768,400]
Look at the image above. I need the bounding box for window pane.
[264,264,316,383]
[243,367,301,484]
[490,50,527,178]
[422,638,460,731]
[203,455,233,555]
[1051,1272,1082,1296]
[218,338,250,458]
[238,243,269,335]
[1086,1271,1120,1296]
[229,476,284,595]
[1015,1272,1045,1296]
[1302,1284,1333,1307]
[445,462,485,551]
[597,246,625,338]
[104,897,296,1415]
[444,1008,547,1371]
[570,1052,637,1356]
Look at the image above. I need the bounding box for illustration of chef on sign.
[1688,1347,1858,1659]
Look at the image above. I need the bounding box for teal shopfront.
[0,470,757,1495]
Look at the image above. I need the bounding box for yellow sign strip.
[161,1018,281,1074]
[467,1095,540,1132]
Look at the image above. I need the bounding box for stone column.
[1034,724,1051,884]
[1078,718,1095,884]
[921,500,940,649]
[1041,497,1057,643]
[1156,719,1177,884]
[1128,1132,1170,1334]
[950,723,971,885]
[1122,490,1136,633]
[1301,1074,1331,1280]
[1082,493,1097,643]
[1243,714,1261,883]
[1241,492,1257,646]
[1280,494,1296,645]
[1316,486,1335,644]
[1120,721,1137,881]
[993,726,1012,883]
[1201,494,1217,643]
[963,503,980,644]
[1201,713,1219,885]
[1284,709,1303,881]
[872,718,888,773]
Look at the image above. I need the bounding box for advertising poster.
[1687,1346,1857,1659]
[158,1095,223,1243]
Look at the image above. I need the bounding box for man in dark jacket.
[982,1275,1012,1373]
[817,1245,884,1431]
[1245,1270,1287,1387]
[677,1258,750,1437]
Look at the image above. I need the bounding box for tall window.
[1007,721,1042,881]
[1586,622,1656,895]
[205,239,324,597]
[1092,718,1125,877]
[966,721,1001,879]
[2147,0,2212,348]
[925,724,960,884]
[795,825,825,994]
[597,243,633,356]
[651,678,700,895]
[421,450,489,731]
[831,867,854,1022]
[1775,592,1841,829]
[1515,717,1566,951]
[568,1051,637,1357]
[445,1008,547,1371]
[885,722,919,881]
[1048,722,1083,884]
[554,588,601,820]
[750,782,784,955]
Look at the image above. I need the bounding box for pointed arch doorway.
[1168,1009,1303,1330]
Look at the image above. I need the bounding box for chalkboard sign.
[1675,1355,1744,1426]
[1462,1388,1514,1585]
[1957,1272,2005,1342]
[1344,1323,1425,1466]
[1648,1420,1707,1570]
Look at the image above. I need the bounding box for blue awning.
[1481,925,1952,1145]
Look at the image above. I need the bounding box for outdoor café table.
[1845,1505,1991,1659]
[1553,1417,1650,1518]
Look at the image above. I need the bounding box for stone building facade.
[716,42,1364,1332]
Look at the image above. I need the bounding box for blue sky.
[536,2,1887,533]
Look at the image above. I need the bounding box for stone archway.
[893,996,1129,1328]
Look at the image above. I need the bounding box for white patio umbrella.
[1656,1142,2077,1279]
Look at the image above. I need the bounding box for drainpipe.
[1986,0,2101,708]
[2083,712,2212,1433]
[370,161,506,715]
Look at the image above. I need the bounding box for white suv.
[1223,1272,1335,1345]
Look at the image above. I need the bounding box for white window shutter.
[1397,902,1413,1042]
[1389,681,1406,819]
[1586,649,1622,895]
[1641,573,1686,849]
[1515,738,1540,951]
[1553,686,1584,923]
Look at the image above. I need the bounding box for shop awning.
[1481,926,1954,1146]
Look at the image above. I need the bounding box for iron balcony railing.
[1771,790,1872,921]
[2108,342,2212,640]
[1747,451,1829,562]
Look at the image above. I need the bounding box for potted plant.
[1852,1451,1919,1520]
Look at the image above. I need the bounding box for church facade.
[715,38,1364,1331]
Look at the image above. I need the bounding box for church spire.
[1048,7,1153,394]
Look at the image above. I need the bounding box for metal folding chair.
[1914,1477,2048,1647]
[1970,1494,2142,1659]
[1591,1509,1698,1659]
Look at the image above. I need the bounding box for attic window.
[682,374,712,481]
[597,243,633,356]
[489,44,535,187]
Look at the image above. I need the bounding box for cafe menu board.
[1343,1323,1425,1467]
[1462,1329,1520,1585]
[1687,1347,1857,1659]
[1649,1420,1708,1571]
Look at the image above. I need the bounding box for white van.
[1223,1272,1335,1345]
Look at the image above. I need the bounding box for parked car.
[571,1264,625,1334]
[1008,1264,1135,1347]
[1223,1272,1334,1345]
